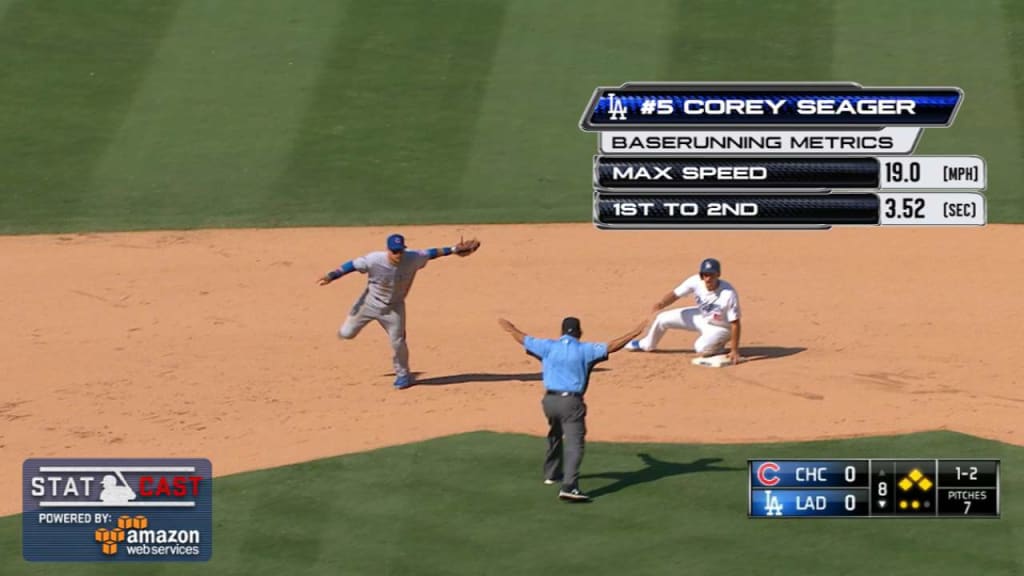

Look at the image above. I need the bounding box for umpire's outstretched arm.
[497,318,527,345]
[498,318,647,352]
[607,320,648,354]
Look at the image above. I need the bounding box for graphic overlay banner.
[750,489,870,518]
[595,156,985,191]
[750,460,869,489]
[878,193,985,226]
[599,127,923,155]
[595,157,878,190]
[936,460,1000,516]
[595,193,879,228]
[876,156,986,190]
[750,459,1000,518]
[580,81,986,230]
[581,83,962,128]
[23,459,212,562]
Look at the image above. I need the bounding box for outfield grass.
[1,431,1019,575]
[0,0,1022,233]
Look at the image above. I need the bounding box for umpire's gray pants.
[542,392,587,491]
[338,299,409,378]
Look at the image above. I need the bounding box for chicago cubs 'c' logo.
[757,462,781,486]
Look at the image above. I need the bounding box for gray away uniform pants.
[542,392,587,490]
[338,299,409,378]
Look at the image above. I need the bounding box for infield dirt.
[1,224,1021,515]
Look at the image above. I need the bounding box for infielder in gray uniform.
[318,233,481,389]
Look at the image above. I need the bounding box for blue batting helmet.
[700,258,721,275]
[386,234,406,252]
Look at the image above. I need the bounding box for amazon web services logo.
[93,514,202,557]
[22,458,212,562]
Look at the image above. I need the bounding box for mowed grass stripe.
[455,1,681,223]
[234,461,336,572]
[266,0,508,227]
[84,0,346,232]
[0,0,183,234]
[1003,0,1024,203]
[0,0,17,22]
[2,431,1019,575]
[832,0,1024,223]
[659,0,837,80]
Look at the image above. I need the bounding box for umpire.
[498,316,645,501]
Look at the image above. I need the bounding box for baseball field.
[1,0,1022,574]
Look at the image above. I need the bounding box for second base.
[691,354,745,368]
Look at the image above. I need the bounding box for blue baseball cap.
[700,258,721,275]
[386,234,406,252]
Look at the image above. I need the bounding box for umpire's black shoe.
[558,487,590,502]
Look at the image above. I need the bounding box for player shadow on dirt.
[650,345,806,362]
[413,368,611,386]
[580,454,743,499]
[737,346,806,362]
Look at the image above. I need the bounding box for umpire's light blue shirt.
[524,335,609,394]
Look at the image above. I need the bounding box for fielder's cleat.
[558,487,591,502]
[393,374,415,390]
[626,340,643,352]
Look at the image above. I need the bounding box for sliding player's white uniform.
[633,274,740,353]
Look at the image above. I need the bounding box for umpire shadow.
[581,454,743,499]
[415,368,610,386]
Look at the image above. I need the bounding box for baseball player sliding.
[627,258,742,365]
[318,233,481,389]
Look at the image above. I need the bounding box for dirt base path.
[1,224,1021,515]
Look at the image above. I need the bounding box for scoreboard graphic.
[748,459,1000,518]
[579,82,987,230]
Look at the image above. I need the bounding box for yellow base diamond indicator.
[918,477,933,491]
[899,478,913,491]
[909,469,923,482]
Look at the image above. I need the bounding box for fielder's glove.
[454,237,481,257]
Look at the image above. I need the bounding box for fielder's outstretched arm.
[497,318,527,345]
[317,257,368,285]
[419,236,482,260]
[607,320,649,354]
[421,246,457,260]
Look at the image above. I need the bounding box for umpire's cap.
[561,317,582,337]
[700,258,721,275]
